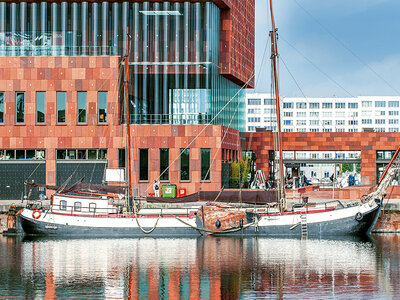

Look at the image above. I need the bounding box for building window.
[309,103,320,109]
[16,92,25,124]
[322,112,332,117]
[375,101,386,107]
[139,149,148,181]
[310,128,319,132]
[310,112,319,117]
[349,120,358,125]
[297,112,306,117]
[264,98,275,105]
[336,120,345,125]
[362,119,372,124]
[375,119,385,124]
[98,91,107,123]
[388,101,399,107]
[284,112,293,117]
[74,202,82,212]
[56,149,106,160]
[336,111,345,117]
[389,111,399,116]
[0,92,4,123]
[36,92,46,124]
[323,120,332,126]
[348,103,358,109]
[247,98,261,105]
[160,148,169,181]
[57,92,66,124]
[247,126,255,131]
[77,92,87,124]
[389,128,399,132]
[60,200,67,211]
[322,102,332,109]
[118,149,125,168]
[284,120,293,125]
[297,120,306,126]
[283,102,293,109]
[296,102,307,109]
[180,148,190,181]
[89,203,96,213]
[335,103,345,109]
[389,119,399,124]
[310,120,319,125]
[201,148,211,181]
[362,101,372,107]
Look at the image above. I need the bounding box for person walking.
[153,180,160,197]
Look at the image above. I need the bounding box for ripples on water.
[0,235,399,299]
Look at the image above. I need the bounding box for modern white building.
[245,93,400,133]
[245,93,400,184]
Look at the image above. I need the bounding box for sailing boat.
[18,1,389,237]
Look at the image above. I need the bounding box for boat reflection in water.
[1,235,399,299]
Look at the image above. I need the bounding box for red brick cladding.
[0,56,122,187]
[245,132,400,185]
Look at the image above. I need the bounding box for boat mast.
[269,0,285,207]
[124,27,132,197]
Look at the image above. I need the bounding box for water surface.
[0,235,399,299]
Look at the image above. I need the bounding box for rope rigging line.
[141,72,257,197]
[293,0,400,96]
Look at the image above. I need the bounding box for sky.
[252,0,400,97]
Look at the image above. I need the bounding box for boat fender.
[240,218,243,227]
[32,210,41,219]
[355,212,363,222]
[215,220,221,228]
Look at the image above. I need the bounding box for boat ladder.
[300,209,308,239]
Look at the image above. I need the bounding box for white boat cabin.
[52,193,118,216]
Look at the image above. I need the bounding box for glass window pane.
[139,149,148,181]
[57,92,66,123]
[67,150,76,159]
[98,149,107,159]
[0,92,4,123]
[118,148,125,168]
[180,148,190,181]
[36,92,46,123]
[98,91,107,123]
[88,150,97,159]
[77,91,87,124]
[57,150,66,160]
[160,148,169,181]
[16,150,25,159]
[6,150,15,160]
[26,150,35,159]
[77,149,87,159]
[201,148,211,181]
[16,92,25,123]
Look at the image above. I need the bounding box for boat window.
[74,202,82,212]
[89,203,96,212]
[60,200,67,210]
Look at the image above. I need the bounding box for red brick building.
[0,0,254,199]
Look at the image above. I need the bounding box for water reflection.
[0,235,399,299]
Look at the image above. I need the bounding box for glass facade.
[0,1,245,131]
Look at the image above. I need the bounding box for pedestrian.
[153,180,160,197]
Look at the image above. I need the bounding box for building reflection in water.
[0,235,399,299]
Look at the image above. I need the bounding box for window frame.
[180,148,190,181]
[139,148,149,181]
[36,91,46,124]
[15,92,25,124]
[159,148,169,181]
[57,91,67,124]
[77,91,87,124]
[201,148,211,181]
[98,91,108,124]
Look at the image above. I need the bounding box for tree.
[230,158,251,188]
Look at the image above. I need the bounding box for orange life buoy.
[32,210,41,219]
